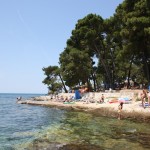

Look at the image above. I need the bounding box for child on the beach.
[118,102,123,120]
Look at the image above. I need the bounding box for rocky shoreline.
[17,92,150,123]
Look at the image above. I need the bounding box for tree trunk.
[143,54,150,84]
[100,58,112,88]
[59,74,68,93]
[91,73,96,92]
[127,55,134,89]
[94,45,112,88]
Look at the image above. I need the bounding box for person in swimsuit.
[147,91,150,107]
[99,94,104,103]
[118,102,123,120]
[141,89,147,108]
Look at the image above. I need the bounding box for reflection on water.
[15,111,150,150]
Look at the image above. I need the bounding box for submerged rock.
[59,143,103,150]
[26,141,103,150]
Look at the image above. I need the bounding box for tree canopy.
[42,0,150,93]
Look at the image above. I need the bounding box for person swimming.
[17,96,22,101]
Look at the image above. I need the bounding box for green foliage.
[42,66,66,93]
[59,48,92,87]
[112,0,150,85]
[42,1,150,92]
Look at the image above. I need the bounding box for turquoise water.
[0,93,150,150]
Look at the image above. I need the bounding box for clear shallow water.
[0,93,66,149]
[0,93,150,150]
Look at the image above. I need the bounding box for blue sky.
[0,0,123,94]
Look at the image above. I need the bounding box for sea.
[0,93,150,150]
